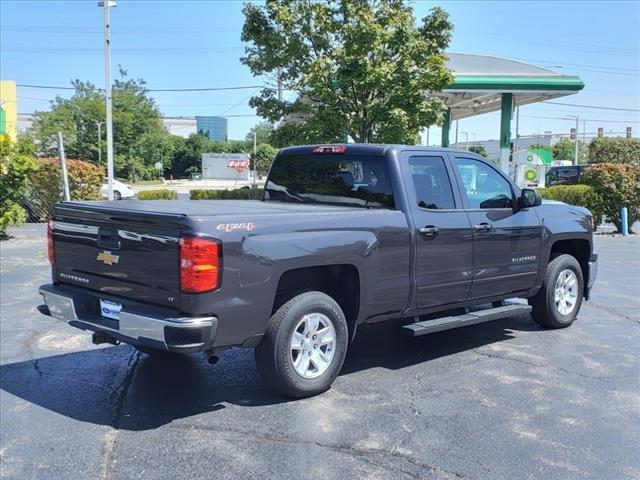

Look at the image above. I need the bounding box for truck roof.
[278,144,476,157]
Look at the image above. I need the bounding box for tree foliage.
[253,143,278,174]
[0,136,39,233]
[29,77,173,180]
[241,0,454,145]
[468,145,487,157]
[588,137,640,164]
[551,139,588,164]
[581,163,640,233]
[245,121,276,145]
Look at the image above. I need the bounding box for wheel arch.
[548,238,591,296]
[272,264,361,341]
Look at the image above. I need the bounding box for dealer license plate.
[100,299,123,321]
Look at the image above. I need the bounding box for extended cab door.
[403,155,473,308]
[452,156,542,299]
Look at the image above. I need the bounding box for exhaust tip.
[207,354,219,365]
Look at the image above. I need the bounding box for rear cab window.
[264,154,395,208]
[408,157,456,210]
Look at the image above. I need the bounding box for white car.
[100,178,135,200]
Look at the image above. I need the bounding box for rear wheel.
[256,291,348,398]
[113,190,122,200]
[529,254,584,329]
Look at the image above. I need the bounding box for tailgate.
[52,203,183,308]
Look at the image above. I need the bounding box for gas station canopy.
[438,53,584,173]
[441,53,585,120]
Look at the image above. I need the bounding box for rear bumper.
[39,284,217,353]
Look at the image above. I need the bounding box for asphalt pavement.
[1,233,638,480]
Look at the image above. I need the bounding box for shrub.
[27,157,103,220]
[0,136,38,234]
[538,185,603,226]
[588,137,640,164]
[137,189,178,200]
[581,163,640,233]
[189,188,262,200]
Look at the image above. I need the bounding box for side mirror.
[519,188,542,208]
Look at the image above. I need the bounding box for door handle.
[473,223,493,232]
[419,226,439,236]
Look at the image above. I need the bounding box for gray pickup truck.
[39,144,598,397]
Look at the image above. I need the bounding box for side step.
[401,304,532,337]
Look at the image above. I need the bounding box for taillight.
[312,145,346,154]
[47,221,55,265]
[180,236,221,293]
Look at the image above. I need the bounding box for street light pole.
[99,0,117,200]
[566,114,580,166]
[461,131,469,151]
[96,121,104,165]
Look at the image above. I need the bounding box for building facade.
[196,116,228,142]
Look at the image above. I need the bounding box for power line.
[542,101,640,113]
[17,83,273,92]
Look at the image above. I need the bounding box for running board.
[401,304,532,337]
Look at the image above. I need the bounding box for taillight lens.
[47,221,55,265]
[180,236,221,293]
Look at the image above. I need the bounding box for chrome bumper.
[586,256,598,300]
[39,284,217,353]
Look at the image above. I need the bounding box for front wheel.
[255,291,349,398]
[529,254,584,329]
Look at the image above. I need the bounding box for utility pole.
[454,120,459,148]
[99,0,117,200]
[57,132,71,201]
[277,67,283,103]
[96,121,104,165]
[461,131,469,151]
[252,131,257,187]
[514,106,520,153]
[566,114,580,165]
[426,127,430,146]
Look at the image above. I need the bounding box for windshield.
[264,154,395,208]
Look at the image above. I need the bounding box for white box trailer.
[202,153,251,180]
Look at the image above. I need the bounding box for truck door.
[405,155,473,308]
[452,156,542,299]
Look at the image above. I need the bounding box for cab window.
[409,157,456,209]
[455,158,514,209]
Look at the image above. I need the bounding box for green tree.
[552,139,588,164]
[0,136,39,234]
[245,121,276,145]
[588,137,640,164]
[29,77,173,180]
[252,143,278,174]
[241,0,454,145]
[468,145,487,157]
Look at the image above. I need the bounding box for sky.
[1,0,639,143]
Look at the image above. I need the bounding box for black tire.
[135,345,178,357]
[255,291,349,398]
[113,190,122,200]
[529,254,584,329]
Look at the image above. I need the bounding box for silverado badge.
[97,250,119,266]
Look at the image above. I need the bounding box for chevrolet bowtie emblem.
[97,250,119,266]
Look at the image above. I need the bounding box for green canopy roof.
[440,53,585,120]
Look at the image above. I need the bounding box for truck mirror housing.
[519,188,542,208]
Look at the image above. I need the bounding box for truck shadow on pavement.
[1,313,540,431]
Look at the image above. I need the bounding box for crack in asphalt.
[587,302,639,324]
[100,349,141,480]
[472,349,636,382]
[110,349,141,429]
[167,422,468,479]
